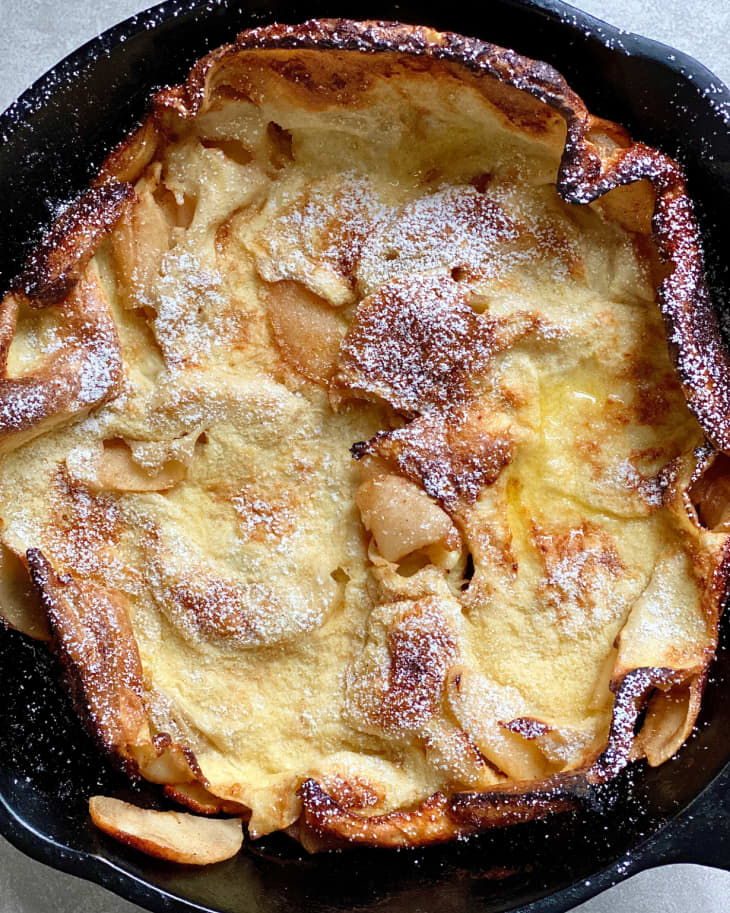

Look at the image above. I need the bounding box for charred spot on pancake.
[335,276,501,413]
[470,172,492,194]
[359,411,515,509]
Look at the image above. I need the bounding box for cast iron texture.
[1,1,729,911]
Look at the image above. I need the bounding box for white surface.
[1,2,729,912]
[572,864,730,912]
[577,0,729,86]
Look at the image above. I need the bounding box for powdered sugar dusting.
[0,384,50,431]
[337,275,501,413]
[535,523,625,637]
[364,411,514,508]
[256,174,389,302]
[0,272,122,440]
[357,184,521,294]
[153,249,229,368]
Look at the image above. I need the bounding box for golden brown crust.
[15,21,724,455]
[358,597,458,733]
[450,775,581,829]
[335,275,516,413]
[354,410,515,509]
[0,268,124,454]
[26,549,204,784]
[94,119,160,187]
[26,548,150,765]
[11,183,134,308]
[299,776,578,848]
[298,781,471,849]
[297,667,692,848]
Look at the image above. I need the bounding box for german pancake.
[2,18,730,858]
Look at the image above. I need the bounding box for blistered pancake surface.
[1,21,729,850]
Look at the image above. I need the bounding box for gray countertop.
[1,2,729,912]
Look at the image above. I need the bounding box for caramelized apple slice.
[129,738,199,785]
[89,796,243,864]
[448,671,554,781]
[97,441,185,491]
[111,172,171,309]
[0,543,50,640]
[67,440,185,493]
[165,782,250,817]
[355,473,460,563]
[691,453,730,530]
[263,280,345,383]
[636,676,703,767]
[357,454,392,483]
[97,118,160,185]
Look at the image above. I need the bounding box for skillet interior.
[1,1,730,911]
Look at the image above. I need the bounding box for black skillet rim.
[1,1,730,911]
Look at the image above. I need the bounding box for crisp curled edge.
[25,549,215,792]
[5,19,729,849]
[0,266,124,454]
[0,184,131,454]
[293,666,695,849]
[10,182,134,308]
[26,546,712,848]
[295,778,577,850]
[26,548,152,765]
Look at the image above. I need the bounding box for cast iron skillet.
[1,1,730,911]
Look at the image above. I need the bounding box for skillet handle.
[631,765,730,871]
